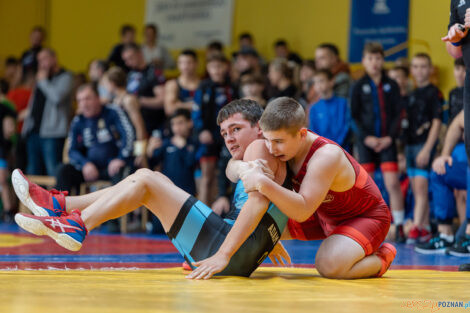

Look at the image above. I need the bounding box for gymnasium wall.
[0,0,456,96]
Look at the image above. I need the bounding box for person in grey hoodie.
[22,48,73,176]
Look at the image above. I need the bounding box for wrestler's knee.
[315,250,350,279]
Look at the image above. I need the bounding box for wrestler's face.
[262,128,306,162]
[220,113,262,160]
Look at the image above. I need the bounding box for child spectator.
[147,109,198,195]
[404,52,443,244]
[88,59,110,104]
[240,74,266,107]
[298,59,318,109]
[192,53,236,204]
[267,58,297,100]
[351,42,405,243]
[309,69,350,150]
[164,49,200,116]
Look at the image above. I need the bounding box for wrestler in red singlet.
[287,134,391,256]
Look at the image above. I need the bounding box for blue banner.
[349,0,409,63]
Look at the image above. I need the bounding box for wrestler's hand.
[248,159,275,180]
[268,241,291,266]
[186,252,230,280]
[432,155,453,175]
[240,166,269,193]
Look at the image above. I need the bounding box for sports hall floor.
[0,223,469,313]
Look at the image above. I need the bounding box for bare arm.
[187,140,281,279]
[441,111,464,156]
[422,119,442,154]
[123,95,147,140]
[163,80,194,116]
[139,85,165,109]
[253,145,342,222]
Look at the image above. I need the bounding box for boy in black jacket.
[351,42,405,242]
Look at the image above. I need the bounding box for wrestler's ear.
[300,128,308,138]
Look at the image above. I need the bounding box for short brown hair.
[260,97,305,134]
[362,42,384,57]
[217,99,263,126]
[206,52,228,64]
[76,82,99,97]
[412,52,432,66]
[105,66,127,88]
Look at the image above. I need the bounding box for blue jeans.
[26,134,65,176]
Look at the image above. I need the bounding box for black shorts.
[357,139,398,173]
[166,196,284,277]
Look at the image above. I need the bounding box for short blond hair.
[260,97,305,135]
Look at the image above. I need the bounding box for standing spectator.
[142,24,175,70]
[298,59,319,115]
[56,83,134,193]
[20,26,45,75]
[273,39,302,66]
[309,69,351,150]
[88,59,110,104]
[108,24,136,72]
[240,74,266,107]
[415,111,466,254]
[147,109,198,195]
[404,53,443,244]
[267,58,297,100]
[448,58,466,124]
[104,67,147,165]
[3,57,21,90]
[22,48,74,176]
[164,49,200,116]
[0,83,17,222]
[350,43,405,243]
[122,43,166,135]
[206,41,224,59]
[193,53,236,205]
[315,43,352,99]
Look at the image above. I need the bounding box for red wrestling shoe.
[375,243,397,277]
[182,261,192,271]
[12,169,67,217]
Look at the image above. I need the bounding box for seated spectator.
[298,59,319,111]
[193,53,236,204]
[0,82,17,221]
[163,49,200,116]
[104,67,147,165]
[56,83,135,193]
[315,43,352,99]
[267,58,297,100]
[240,74,266,107]
[21,26,45,75]
[308,69,350,150]
[88,59,110,104]
[108,24,136,72]
[0,80,16,111]
[415,111,467,254]
[122,43,166,135]
[3,57,21,90]
[273,39,302,66]
[142,24,175,70]
[22,48,74,176]
[147,109,198,195]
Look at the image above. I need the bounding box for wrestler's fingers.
[269,255,279,266]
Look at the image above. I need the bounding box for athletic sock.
[439,233,454,243]
[392,210,405,225]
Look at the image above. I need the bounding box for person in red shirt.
[193,97,396,279]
